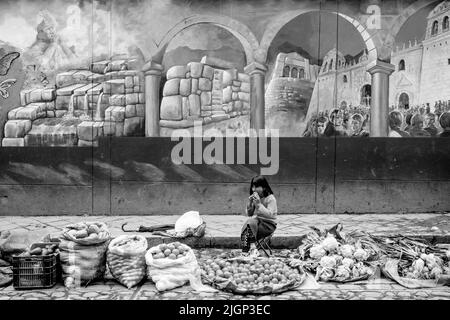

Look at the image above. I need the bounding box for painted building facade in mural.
[1,0,450,146]
[390,1,450,109]
[306,48,372,121]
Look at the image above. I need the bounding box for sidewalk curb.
[143,234,450,249]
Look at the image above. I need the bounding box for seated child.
[241,175,277,257]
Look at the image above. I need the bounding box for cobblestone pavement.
[0,213,449,248]
[1,249,449,300]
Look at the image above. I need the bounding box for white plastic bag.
[145,244,216,292]
[175,211,203,234]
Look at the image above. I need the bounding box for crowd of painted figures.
[303,102,450,137]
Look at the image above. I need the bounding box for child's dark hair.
[249,175,273,197]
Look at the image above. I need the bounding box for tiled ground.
[0,248,449,300]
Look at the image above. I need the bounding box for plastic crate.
[12,243,60,290]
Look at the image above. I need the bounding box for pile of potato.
[19,243,59,257]
[149,242,190,260]
[65,222,108,241]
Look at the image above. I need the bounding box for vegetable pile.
[63,222,110,243]
[369,235,450,282]
[200,256,305,294]
[401,253,450,279]
[148,242,190,260]
[19,243,59,257]
[297,225,377,282]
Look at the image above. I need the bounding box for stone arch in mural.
[259,9,378,64]
[389,0,443,56]
[395,91,413,109]
[150,14,260,66]
[398,92,410,109]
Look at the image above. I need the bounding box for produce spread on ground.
[0,221,449,293]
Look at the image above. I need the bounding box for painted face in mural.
[317,120,327,135]
[351,119,362,134]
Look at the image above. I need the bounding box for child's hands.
[252,192,261,206]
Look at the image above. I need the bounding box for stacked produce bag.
[145,241,215,292]
[107,235,148,288]
[59,222,111,288]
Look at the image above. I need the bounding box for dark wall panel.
[334,181,450,213]
[335,138,450,181]
[0,137,448,215]
[0,185,92,216]
[110,182,316,215]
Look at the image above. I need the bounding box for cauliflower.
[310,245,326,260]
[359,266,374,277]
[412,258,425,272]
[319,255,337,269]
[341,258,355,269]
[353,248,369,261]
[318,267,334,281]
[340,244,355,258]
[335,265,351,280]
[423,254,438,268]
[332,254,343,264]
[321,235,339,253]
[430,266,443,279]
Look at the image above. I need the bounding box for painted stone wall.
[2,58,145,147]
[159,59,250,136]
[265,52,317,111]
[419,35,450,104]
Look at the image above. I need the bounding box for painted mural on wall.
[1,0,450,147]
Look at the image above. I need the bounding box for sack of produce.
[59,222,111,288]
[107,235,148,288]
[145,242,215,292]
[200,256,306,295]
